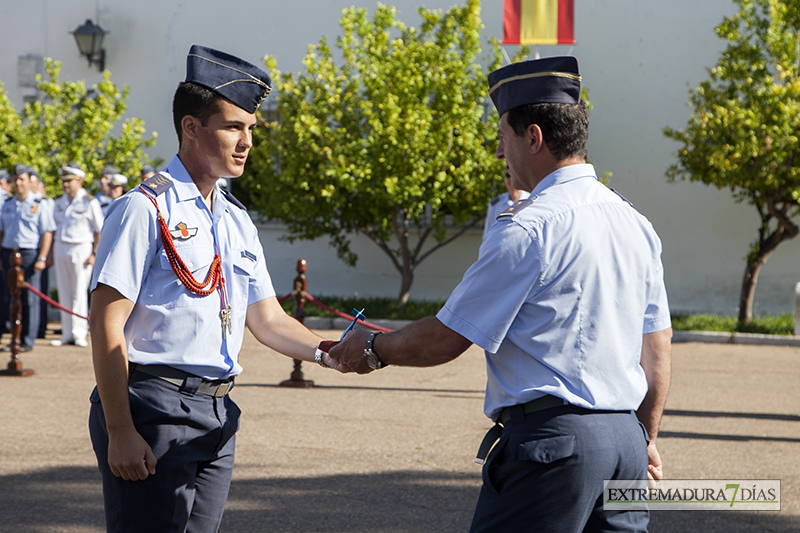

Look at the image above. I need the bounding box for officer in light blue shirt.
[88,45,340,533]
[330,56,672,533]
[482,165,530,240]
[0,164,56,351]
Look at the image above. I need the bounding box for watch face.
[365,351,380,369]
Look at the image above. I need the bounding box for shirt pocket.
[157,243,218,308]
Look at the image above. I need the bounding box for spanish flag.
[503,0,575,45]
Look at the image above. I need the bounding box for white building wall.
[1,0,797,314]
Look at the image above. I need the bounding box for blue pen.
[341,308,366,340]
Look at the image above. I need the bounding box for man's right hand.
[108,427,157,481]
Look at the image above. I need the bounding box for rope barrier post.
[0,249,34,377]
[279,258,313,388]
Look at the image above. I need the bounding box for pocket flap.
[519,435,575,464]
[159,244,214,273]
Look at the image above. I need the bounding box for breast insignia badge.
[169,222,198,240]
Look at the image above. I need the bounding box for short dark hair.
[506,100,589,161]
[172,82,224,145]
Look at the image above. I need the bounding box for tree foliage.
[239,0,506,305]
[0,59,157,197]
[663,0,800,325]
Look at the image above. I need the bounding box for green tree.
[0,58,156,196]
[663,0,800,326]
[240,0,505,306]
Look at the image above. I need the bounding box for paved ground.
[1,325,799,532]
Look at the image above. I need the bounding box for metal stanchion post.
[279,258,313,388]
[0,249,34,377]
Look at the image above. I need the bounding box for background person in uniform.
[139,164,156,183]
[482,165,530,240]
[96,165,117,213]
[0,169,11,201]
[51,163,103,347]
[0,163,56,352]
[29,167,55,339]
[102,173,128,216]
[330,56,672,533]
[88,45,340,532]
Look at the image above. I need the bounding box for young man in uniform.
[88,45,339,532]
[0,164,56,351]
[330,57,672,532]
[51,163,103,347]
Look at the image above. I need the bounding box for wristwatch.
[363,332,386,370]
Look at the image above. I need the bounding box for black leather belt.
[499,394,565,425]
[475,395,567,464]
[129,363,234,397]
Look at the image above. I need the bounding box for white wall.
[1,0,796,314]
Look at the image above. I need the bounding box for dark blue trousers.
[0,247,42,348]
[89,371,241,533]
[470,405,649,533]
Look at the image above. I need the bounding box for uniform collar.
[68,188,87,204]
[531,163,597,196]
[164,155,204,204]
[16,191,35,204]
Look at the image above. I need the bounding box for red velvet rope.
[24,282,89,320]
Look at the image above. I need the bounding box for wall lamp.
[71,19,107,72]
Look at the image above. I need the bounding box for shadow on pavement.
[2,467,796,532]
[664,409,800,422]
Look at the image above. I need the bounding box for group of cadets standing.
[0,162,147,351]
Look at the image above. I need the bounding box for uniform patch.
[169,222,198,240]
[140,173,173,196]
[241,250,257,262]
[497,197,536,219]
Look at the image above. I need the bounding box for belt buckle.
[214,381,232,397]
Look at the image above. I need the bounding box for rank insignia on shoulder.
[241,250,257,262]
[490,195,501,206]
[609,188,633,207]
[497,197,536,219]
[141,173,173,196]
[169,222,198,240]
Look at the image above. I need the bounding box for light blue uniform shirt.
[91,156,275,379]
[437,164,671,421]
[0,191,57,249]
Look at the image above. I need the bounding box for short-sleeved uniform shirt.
[437,164,671,421]
[91,156,276,379]
[0,191,57,249]
[54,188,104,244]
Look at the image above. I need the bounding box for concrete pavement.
[1,326,798,532]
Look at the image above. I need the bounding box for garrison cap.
[28,167,40,178]
[0,169,9,181]
[102,165,120,176]
[140,164,155,175]
[12,163,29,176]
[488,56,581,116]
[185,45,272,114]
[60,162,86,179]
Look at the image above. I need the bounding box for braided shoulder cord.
[138,185,224,297]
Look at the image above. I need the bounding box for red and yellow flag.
[503,0,575,45]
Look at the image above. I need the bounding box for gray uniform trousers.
[89,370,240,533]
[470,404,650,533]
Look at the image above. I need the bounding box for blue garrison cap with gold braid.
[488,56,581,116]
[185,45,272,114]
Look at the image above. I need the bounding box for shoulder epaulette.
[85,193,95,201]
[221,188,247,211]
[140,173,174,196]
[497,197,536,219]
[490,195,501,206]
[609,188,633,207]
[4,196,14,203]
[34,197,43,203]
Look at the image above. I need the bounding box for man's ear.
[527,123,544,155]
[181,115,199,141]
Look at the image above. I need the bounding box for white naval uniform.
[53,188,104,343]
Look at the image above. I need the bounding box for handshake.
[315,328,382,374]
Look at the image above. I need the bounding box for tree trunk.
[397,268,413,308]
[738,233,793,325]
